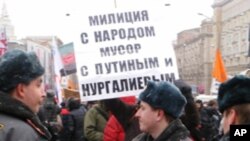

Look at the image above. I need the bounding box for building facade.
[213,0,250,75]
[174,20,214,95]
[175,0,250,95]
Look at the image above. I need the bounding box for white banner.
[72,7,179,101]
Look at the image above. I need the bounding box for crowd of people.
[1,49,250,141]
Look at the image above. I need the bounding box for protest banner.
[72,7,179,101]
[58,42,77,76]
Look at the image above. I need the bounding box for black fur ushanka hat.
[139,81,187,118]
[218,75,250,112]
[0,49,44,93]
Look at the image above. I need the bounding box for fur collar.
[0,91,51,139]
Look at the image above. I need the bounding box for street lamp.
[197,13,210,19]
[165,3,171,6]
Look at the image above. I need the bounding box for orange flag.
[211,48,227,94]
[212,48,227,82]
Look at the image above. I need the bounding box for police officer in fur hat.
[132,81,191,141]
[0,49,51,141]
[217,75,250,141]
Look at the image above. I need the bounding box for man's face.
[22,76,46,113]
[135,101,159,133]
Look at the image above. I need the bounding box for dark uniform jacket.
[132,119,192,141]
[0,92,51,141]
[218,133,229,141]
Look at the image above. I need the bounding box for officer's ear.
[155,109,166,121]
[15,83,26,99]
[225,108,237,125]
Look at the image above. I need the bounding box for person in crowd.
[132,80,191,141]
[195,99,204,112]
[58,101,71,141]
[103,115,124,141]
[195,98,222,141]
[195,99,210,140]
[67,97,87,141]
[38,90,62,141]
[86,101,98,110]
[175,80,204,141]
[84,100,110,141]
[206,99,221,141]
[0,49,51,141]
[60,101,70,116]
[217,75,250,141]
[103,96,140,141]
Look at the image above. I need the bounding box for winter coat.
[103,115,125,141]
[0,92,51,141]
[84,103,109,141]
[68,106,87,141]
[199,107,221,140]
[59,108,71,141]
[38,100,62,141]
[132,119,192,141]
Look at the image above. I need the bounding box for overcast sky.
[4,0,214,43]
